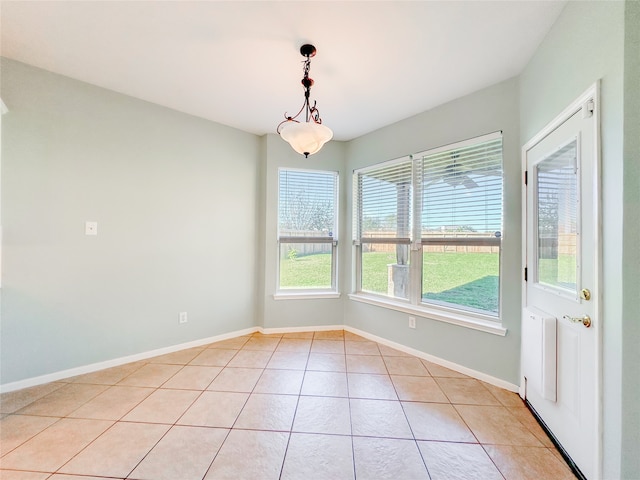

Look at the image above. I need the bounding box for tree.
[280,190,334,234]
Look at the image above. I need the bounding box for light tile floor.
[0,330,577,479]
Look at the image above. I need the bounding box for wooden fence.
[280,231,577,257]
[362,232,500,254]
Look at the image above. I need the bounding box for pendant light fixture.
[277,44,333,158]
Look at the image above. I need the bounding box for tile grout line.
[59,361,184,478]
[14,378,129,477]
[450,402,515,480]
[0,414,62,459]
[276,334,313,480]
[340,331,356,480]
[122,348,237,480]
[383,346,433,480]
[196,332,267,480]
[52,410,120,477]
[120,347,231,479]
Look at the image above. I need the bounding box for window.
[278,168,338,293]
[354,156,413,300]
[354,132,503,321]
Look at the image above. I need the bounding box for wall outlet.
[85,221,98,236]
[409,316,416,329]
[179,312,188,324]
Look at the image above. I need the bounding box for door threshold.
[524,399,587,480]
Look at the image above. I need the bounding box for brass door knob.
[563,314,591,328]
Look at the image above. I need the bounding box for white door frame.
[520,82,602,478]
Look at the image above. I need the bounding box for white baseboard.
[1,324,519,394]
[343,326,520,393]
[258,324,344,335]
[0,327,259,393]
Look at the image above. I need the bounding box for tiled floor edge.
[0,326,260,394]
[343,325,520,393]
[258,324,345,335]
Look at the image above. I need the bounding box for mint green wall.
[519,2,632,477]
[622,2,640,478]
[1,58,261,384]
[343,77,522,384]
[259,133,348,329]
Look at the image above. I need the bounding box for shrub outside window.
[353,132,503,319]
[278,168,338,292]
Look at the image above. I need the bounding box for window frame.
[276,167,339,298]
[353,155,414,300]
[351,132,506,335]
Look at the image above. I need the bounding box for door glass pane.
[536,139,578,293]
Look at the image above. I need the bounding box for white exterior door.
[522,86,600,479]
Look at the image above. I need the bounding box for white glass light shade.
[279,121,333,157]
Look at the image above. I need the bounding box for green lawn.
[538,255,576,290]
[422,252,498,313]
[279,253,333,289]
[280,251,500,314]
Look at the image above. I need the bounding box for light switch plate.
[85,221,98,235]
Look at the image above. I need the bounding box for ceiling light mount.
[299,43,316,58]
[277,44,332,158]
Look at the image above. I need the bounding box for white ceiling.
[0,1,566,141]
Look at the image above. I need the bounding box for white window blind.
[355,157,413,242]
[536,140,578,238]
[279,169,337,239]
[419,134,502,240]
[536,139,578,291]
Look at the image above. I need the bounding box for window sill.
[348,293,507,336]
[274,292,341,300]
